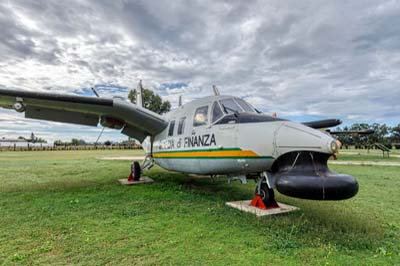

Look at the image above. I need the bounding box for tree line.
[334,123,400,149]
[53,139,138,146]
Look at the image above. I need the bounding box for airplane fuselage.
[143,95,336,176]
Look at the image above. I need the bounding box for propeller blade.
[328,129,375,135]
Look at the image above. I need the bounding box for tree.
[391,124,400,148]
[35,137,47,144]
[391,124,400,142]
[128,88,171,114]
[28,132,47,143]
[333,123,398,149]
[71,139,86,145]
[54,140,64,146]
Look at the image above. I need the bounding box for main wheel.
[255,183,275,206]
[133,161,141,181]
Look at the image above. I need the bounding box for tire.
[133,161,141,181]
[256,183,275,206]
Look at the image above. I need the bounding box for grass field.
[337,148,400,162]
[0,150,399,265]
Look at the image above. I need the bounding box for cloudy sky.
[0,0,399,142]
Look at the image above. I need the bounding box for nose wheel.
[255,182,276,206]
[128,161,142,182]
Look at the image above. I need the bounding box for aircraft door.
[189,105,212,173]
[210,101,237,149]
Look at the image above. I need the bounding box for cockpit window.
[212,101,224,123]
[235,98,255,113]
[219,98,242,114]
[193,105,209,127]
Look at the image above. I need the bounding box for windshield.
[219,98,242,114]
[235,98,255,113]
[219,98,255,115]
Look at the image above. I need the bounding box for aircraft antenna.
[178,95,182,107]
[137,80,144,107]
[212,85,220,96]
[91,87,100,97]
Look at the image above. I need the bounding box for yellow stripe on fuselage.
[153,149,260,158]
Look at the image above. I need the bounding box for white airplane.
[0,84,358,206]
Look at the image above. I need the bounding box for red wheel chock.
[119,162,153,185]
[127,172,135,182]
[250,195,279,210]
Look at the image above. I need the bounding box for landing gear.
[141,154,154,171]
[119,157,154,185]
[253,172,277,207]
[255,183,275,206]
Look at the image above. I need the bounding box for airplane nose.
[270,121,358,200]
[275,122,335,155]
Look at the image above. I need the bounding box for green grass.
[338,149,400,162]
[0,150,399,265]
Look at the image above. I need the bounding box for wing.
[302,119,342,129]
[0,89,168,142]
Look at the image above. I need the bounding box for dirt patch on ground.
[97,156,145,161]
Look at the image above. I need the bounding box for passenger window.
[178,117,186,135]
[193,106,209,127]
[168,120,175,136]
[212,102,223,123]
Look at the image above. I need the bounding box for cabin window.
[235,98,255,113]
[193,106,209,127]
[212,101,223,123]
[178,117,186,135]
[219,98,242,114]
[168,120,175,136]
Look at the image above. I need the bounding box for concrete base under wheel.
[226,200,299,217]
[118,176,154,185]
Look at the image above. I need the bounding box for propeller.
[302,119,342,129]
[328,129,375,135]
